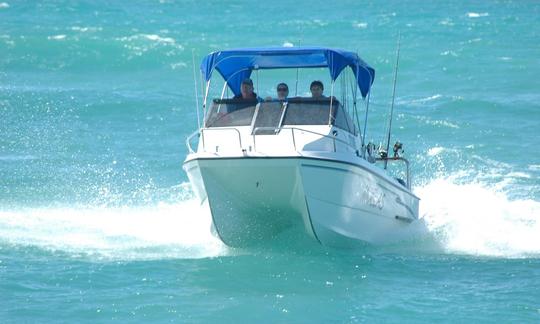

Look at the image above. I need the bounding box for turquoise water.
[1,0,540,322]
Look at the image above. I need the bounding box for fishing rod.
[384,32,401,170]
[192,49,201,129]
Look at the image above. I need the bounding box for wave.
[1,30,186,72]
[70,26,103,33]
[411,115,460,129]
[416,177,540,258]
[0,199,228,261]
[1,174,538,260]
[47,34,67,41]
[467,12,489,18]
[0,154,37,161]
[393,94,443,106]
[116,34,178,45]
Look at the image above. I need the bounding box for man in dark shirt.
[310,80,326,98]
[234,78,259,100]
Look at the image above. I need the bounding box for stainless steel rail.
[185,129,200,153]
[187,126,359,155]
[200,127,243,152]
[375,157,411,189]
[251,126,358,153]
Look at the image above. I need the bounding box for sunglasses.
[277,88,288,91]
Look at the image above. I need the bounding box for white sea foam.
[70,26,103,33]
[0,2,9,9]
[0,154,37,161]
[433,120,459,128]
[0,199,227,260]
[312,19,328,27]
[3,174,537,260]
[116,33,182,58]
[440,50,458,57]
[144,34,175,43]
[467,38,482,43]
[413,115,459,129]
[416,177,540,258]
[353,22,368,29]
[409,94,442,103]
[439,18,454,26]
[467,12,489,18]
[507,172,531,179]
[170,62,187,69]
[0,35,13,47]
[427,147,444,156]
[117,34,178,45]
[47,34,66,40]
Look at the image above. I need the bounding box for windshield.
[205,99,258,128]
[205,98,356,135]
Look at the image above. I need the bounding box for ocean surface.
[1,0,539,322]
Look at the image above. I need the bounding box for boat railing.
[188,125,358,156]
[375,157,411,189]
[186,129,200,153]
[252,126,358,154]
[199,127,243,153]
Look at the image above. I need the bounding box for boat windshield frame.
[204,97,357,135]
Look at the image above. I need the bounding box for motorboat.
[183,47,419,247]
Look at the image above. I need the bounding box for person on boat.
[265,82,289,101]
[276,83,289,100]
[310,80,326,98]
[233,78,260,100]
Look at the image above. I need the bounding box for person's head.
[276,83,289,100]
[310,80,324,98]
[240,78,255,98]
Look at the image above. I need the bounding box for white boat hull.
[183,156,420,248]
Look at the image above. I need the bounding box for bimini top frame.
[200,46,375,98]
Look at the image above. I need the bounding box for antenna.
[192,49,201,129]
[384,32,401,170]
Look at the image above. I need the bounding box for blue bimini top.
[200,47,375,98]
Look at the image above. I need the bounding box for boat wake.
[0,198,228,261]
[1,176,538,260]
[416,176,540,258]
